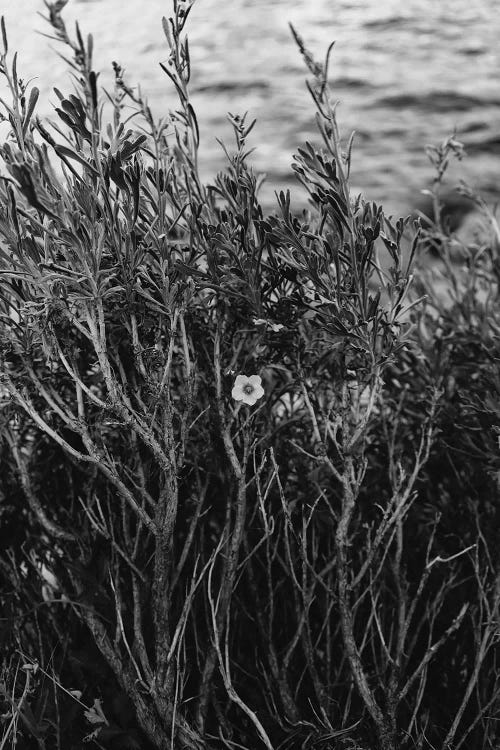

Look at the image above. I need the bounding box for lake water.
[2,0,499,216]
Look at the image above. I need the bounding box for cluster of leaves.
[0,3,499,750]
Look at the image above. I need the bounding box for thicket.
[0,2,499,749]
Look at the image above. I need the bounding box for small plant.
[0,2,499,749]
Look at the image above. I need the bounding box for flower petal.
[248,375,262,387]
[232,385,244,400]
[253,385,265,399]
[234,374,249,388]
[242,393,257,405]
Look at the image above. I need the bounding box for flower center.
[243,384,254,395]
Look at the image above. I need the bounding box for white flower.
[231,374,265,406]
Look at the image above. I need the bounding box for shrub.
[0,2,499,749]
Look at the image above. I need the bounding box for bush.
[0,2,499,749]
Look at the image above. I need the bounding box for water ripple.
[1,0,499,214]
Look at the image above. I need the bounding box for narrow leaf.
[1,16,8,53]
[89,70,98,110]
[55,144,99,175]
[22,86,39,135]
[12,52,19,97]
[161,16,172,47]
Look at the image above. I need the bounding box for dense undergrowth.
[0,1,499,749]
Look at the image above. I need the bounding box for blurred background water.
[2,0,499,216]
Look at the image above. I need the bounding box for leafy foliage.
[0,3,499,750]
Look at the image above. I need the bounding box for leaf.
[12,52,18,97]
[84,698,108,726]
[22,87,39,135]
[89,70,98,110]
[7,185,21,238]
[345,130,356,178]
[1,17,7,54]
[54,144,99,175]
[83,728,101,743]
[187,102,199,146]
[161,15,173,47]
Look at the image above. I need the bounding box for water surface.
[2,0,499,215]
